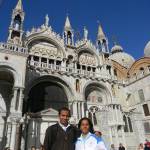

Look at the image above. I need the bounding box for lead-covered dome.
[111,44,123,54]
[109,44,135,68]
[144,41,150,57]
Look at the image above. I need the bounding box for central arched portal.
[24,76,71,149]
[28,81,68,113]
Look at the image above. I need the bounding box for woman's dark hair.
[58,107,71,117]
[78,117,94,133]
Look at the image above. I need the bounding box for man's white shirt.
[59,122,70,131]
[75,132,107,150]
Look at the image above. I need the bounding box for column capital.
[13,86,25,90]
[8,112,22,123]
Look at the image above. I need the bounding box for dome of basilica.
[144,41,150,57]
[111,44,123,54]
[109,45,135,68]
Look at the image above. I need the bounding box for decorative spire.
[97,24,105,40]
[45,14,49,27]
[97,24,109,53]
[64,16,72,31]
[15,0,23,10]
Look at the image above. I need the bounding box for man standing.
[44,107,80,150]
[118,143,125,150]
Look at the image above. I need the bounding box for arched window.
[148,66,150,72]
[139,67,144,75]
[13,15,22,30]
[98,40,102,51]
[143,104,150,116]
[106,65,111,75]
[76,79,80,93]
[114,69,117,76]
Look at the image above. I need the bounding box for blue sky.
[0,0,150,59]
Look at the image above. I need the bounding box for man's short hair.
[58,107,71,117]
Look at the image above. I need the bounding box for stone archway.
[0,71,14,113]
[23,75,74,150]
[25,75,74,113]
[0,70,14,150]
[84,82,111,106]
[84,82,111,134]
[27,81,68,113]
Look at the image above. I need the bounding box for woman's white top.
[75,132,107,150]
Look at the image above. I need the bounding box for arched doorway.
[27,81,68,113]
[0,70,14,150]
[24,76,72,150]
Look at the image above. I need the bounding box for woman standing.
[138,143,144,150]
[75,117,107,150]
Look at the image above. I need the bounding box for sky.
[0,0,150,60]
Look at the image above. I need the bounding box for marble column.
[10,122,17,150]
[10,87,18,112]
[109,127,113,144]
[77,102,81,120]
[5,122,11,148]
[111,106,115,123]
[74,62,77,74]
[111,67,114,76]
[39,57,41,67]
[115,127,119,148]
[31,55,34,65]
[121,126,126,148]
[61,59,66,72]
[91,112,94,125]
[17,88,24,113]
[47,58,49,68]
[115,105,119,123]
[54,60,56,70]
[20,123,25,150]
[81,101,85,118]
[73,101,78,121]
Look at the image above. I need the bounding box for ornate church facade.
[0,0,150,149]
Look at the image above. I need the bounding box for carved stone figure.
[84,26,88,40]
[45,14,49,27]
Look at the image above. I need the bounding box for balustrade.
[29,60,116,81]
[0,42,27,54]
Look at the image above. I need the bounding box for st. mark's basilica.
[0,0,150,150]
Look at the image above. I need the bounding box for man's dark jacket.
[119,146,125,150]
[44,123,80,150]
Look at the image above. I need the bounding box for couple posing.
[44,107,107,150]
